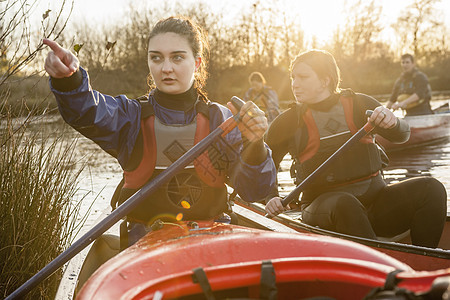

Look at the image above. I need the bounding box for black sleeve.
[263,107,298,201]
[354,93,410,143]
[265,107,297,169]
[413,72,430,99]
[50,69,83,92]
[240,138,268,166]
[389,77,401,102]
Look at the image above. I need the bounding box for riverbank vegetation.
[81,0,449,103]
[1,1,88,298]
[0,113,86,298]
[4,0,449,116]
[1,0,449,298]
[3,0,450,115]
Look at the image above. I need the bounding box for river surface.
[23,99,447,298]
[277,139,450,202]
[34,100,450,230]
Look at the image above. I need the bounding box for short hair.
[401,53,414,63]
[248,72,266,85]
[290,49,341,94]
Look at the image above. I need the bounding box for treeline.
[56,0,449,105]
[1,0,449,109]
[0,1,448,297]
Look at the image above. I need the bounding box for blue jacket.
[50,67,277,202]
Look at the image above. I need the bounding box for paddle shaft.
[7,97,246,300]
[281,119,375,207]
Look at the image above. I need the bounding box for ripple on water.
[277,140,450,211]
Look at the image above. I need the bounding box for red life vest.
[290,94,383,192]
[298,94,374,163]
[117,100,229,224]
[122,113,226,189]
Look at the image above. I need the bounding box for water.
[30,102,446,297]
[276,100,450,211]
[70,130,450,225]
[383,141,450,191]
[278,139,450,205]
[36,102,448,298]
[31,102,450,227]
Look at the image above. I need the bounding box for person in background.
[264,49,447,248]
[244,71,280,123]
[386,53,433,116]
[43,16,277,248]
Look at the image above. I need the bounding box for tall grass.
[0,105,86,299]
[0,74,59,118]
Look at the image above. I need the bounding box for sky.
[36,0,450,46]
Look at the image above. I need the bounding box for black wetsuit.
[265,92,447,248]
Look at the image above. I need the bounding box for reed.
[0,104,86,299]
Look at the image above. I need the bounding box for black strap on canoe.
[192,267,216,300]
[383,269,403,290]
[260,260,277,300]
[119,220,128,251]
[363,269,416,300]
[110,177,125,210]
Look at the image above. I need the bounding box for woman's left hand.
[227,101,268,142]
[369,106,397,129]
[265,197,290,217]
[391,102,405,110]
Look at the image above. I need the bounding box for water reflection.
[277,139,450,204]
[20,114,449,222]
[383,140,450,200]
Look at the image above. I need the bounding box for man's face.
[401,58,414,73]
[250,80,264,92]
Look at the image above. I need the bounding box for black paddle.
[267,110,375,215]
[6,96,247,300]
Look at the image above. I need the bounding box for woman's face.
[148,32,200,94]
[291,62,330,104]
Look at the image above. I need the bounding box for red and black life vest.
[289,92,383,194]
[115,98,229,224]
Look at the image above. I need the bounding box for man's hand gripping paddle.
[6,96,246,300]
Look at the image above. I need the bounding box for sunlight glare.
[181,200,191,209]
[63,0,450,48]
[281,0,347,45]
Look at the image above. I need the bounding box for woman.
[264,49,446,248]
[43,16,276,247]
[244,71,280,123]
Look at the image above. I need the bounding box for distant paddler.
[386,53,433,116]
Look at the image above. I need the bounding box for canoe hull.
[376,112,450,151]
[234,201,450,272]
[76,221,450,300]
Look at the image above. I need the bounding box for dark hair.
[147,16,210,97]
[401,53,414,63]
[248,71,266,85]
[290,49,341,94]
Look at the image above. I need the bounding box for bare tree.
[392,0,444,58]
[0,0,74,86]
[330,0,384,62]
[1,0,74,144]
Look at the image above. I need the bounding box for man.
[386,54,433,116]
